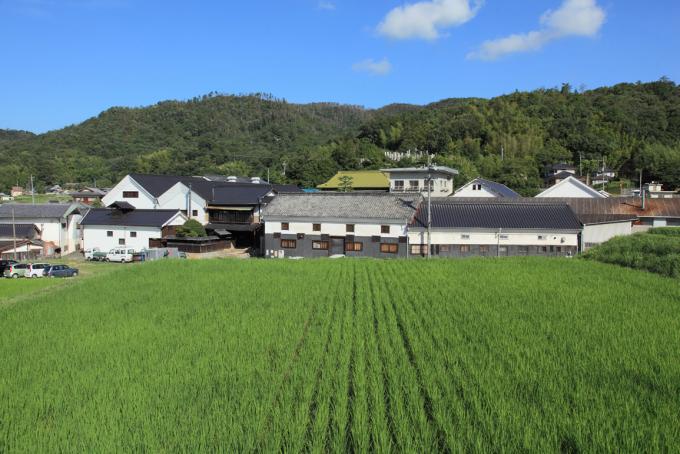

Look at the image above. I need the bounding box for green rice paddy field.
[1,258,679,452]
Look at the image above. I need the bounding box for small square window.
[107,231,113,237]
[461,234,470,240]
[118,239,125,245]
[192,210,198,217]
[346,224,355,233]
[130,232,137,238]
[381,225,390,234]
[281,222,289,230]
[313,223,321,232]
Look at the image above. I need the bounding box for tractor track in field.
[344,262,358,454]
[303,270,341,450]
[366,265,398,451]
[378,264,450,454]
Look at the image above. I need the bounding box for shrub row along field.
[1,258,680,451]
[584,227,680,277]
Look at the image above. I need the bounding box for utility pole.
[427,153,432,259]
[11,207,17,261]
[188,183,192,219]
[282,162,287,177]
[30,175,35,205]
[500,145,504,161]
[601,156,606,192]
[578,152,583,177]
[267,168,270,184]
[639,168,643,196]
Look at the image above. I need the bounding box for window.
[410,244,427,255]
[281,222,289,230]
[281,239,296,248]
[61,222,67,228]
[537,235,546,240]
[381,225,390,234]
[439,245,450,253]
[499,246,508,254]
[107,231,113,237]
[130,231,137,238]
[556,246,562,253]
[346,224,355,233]
[540,246,548,253]
[118,239,125,245]
[499,234,509,240]
[479,245,489,254]
[192,210,198,217]
[345,241,363,252]
[122,191,138,198]
[313,223,321,232]
[519,246,529,255]
[409,180,419,190]
[460,245,470,253]
[549,246,555,252]
[394,180,404,190]
[128,249,134,254]
[312,241,329,250]
[380,243,398,254]
[472,183,481,190]
[461,234,470,240]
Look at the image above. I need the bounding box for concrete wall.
[582,222,632,249]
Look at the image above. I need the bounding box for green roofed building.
[317,171,389,192]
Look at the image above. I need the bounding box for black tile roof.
[411,201,581,230]
[209,184,274,205]
[0,223,39,238]
[80,208,182,227]
[0,203,82,219]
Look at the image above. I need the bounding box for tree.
[338,175,354,192]
[175,219,207,238]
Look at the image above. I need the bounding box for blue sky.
[1,0,679,133]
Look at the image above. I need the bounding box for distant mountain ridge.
[1,80,679,194]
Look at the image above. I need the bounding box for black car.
[0,259,18,274]
[43,265,79,278]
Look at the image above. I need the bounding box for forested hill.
[1,80,679,194]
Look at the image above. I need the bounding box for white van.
[106,248,135,263]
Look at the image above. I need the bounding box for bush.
[175,219,206,238]
[584,232,680,278]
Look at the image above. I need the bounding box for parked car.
[26,263,51,278]
[43,264,79,278]
[84,248,107,261]
[0,259,18,274]
[3,263,30,278]
[106,247,135,263]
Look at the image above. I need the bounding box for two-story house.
[382,166,458,196]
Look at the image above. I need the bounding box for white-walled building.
[453,178,520,198]
[536,176,607,199]
[80,202,187,252]
[382,166,458,196]
[262,193,421,258]
[0,203,84,255]
[408,200,581,257]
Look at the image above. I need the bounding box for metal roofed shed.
[316,171,390,191]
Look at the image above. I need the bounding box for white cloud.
[352,58,392,76]
[468,0,605,60]
[318,1,335,11]
[377,0,481,40]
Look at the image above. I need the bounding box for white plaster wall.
[102,175,157,208]
[408,230,578,246]
[453,185,498,198]
[265,220,407,237]
[582,222,632,246]
[83,225,162,252]
[157,183,209,224]
[536,180,603,198]
[389,172,452,196]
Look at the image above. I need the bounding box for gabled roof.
[381,166,459,176]
[316,171,389,190]
[550,163,577,171]
[536,176,606,198]
[411,200,581,230]
[0,203,82,219]
[80,208,185,227]
[547,171,576,181]
[0,223,40,239]
[263,193,421,221]
[454,178,520,198]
